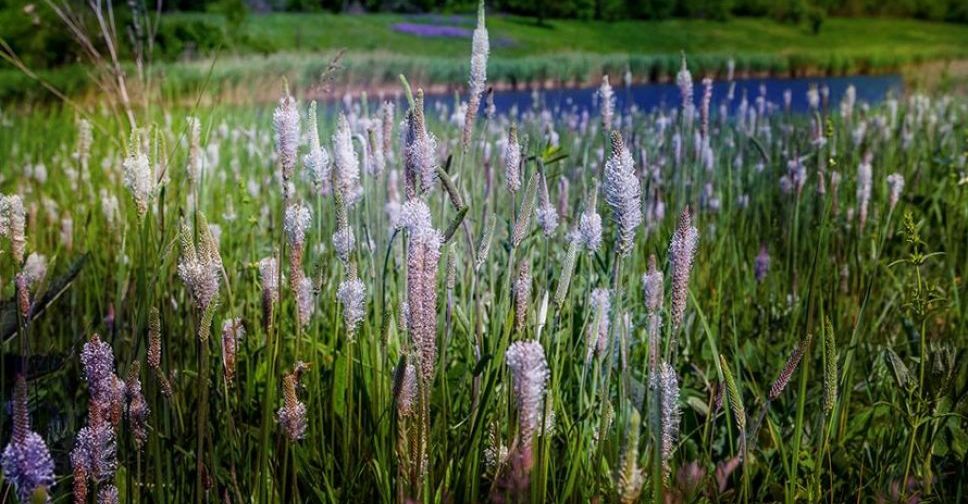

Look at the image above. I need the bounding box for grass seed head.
[599,75,614,132]
[604,131,642,255]
[504,124,522,193]
[273,91,300,182]
[505,341,550,445]
[304,101,332,195]
[669,206,699,330]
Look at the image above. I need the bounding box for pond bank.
[0,53,962,109]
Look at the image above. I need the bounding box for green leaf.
[686,395,709,416]
[540,145,568,165]
[885,349,910,389]
[948,418,968,458]
[333,351,347,418]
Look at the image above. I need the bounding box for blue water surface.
[424,74,903,115]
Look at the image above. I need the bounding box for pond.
[424,74,903,115]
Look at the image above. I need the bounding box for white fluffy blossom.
[586,288,611,363]
[578,209,603,252]
[857,153,873,231]
[332,226,356,264]
[296,276,315,328]
[273,93,300,179]
[333,113,362,206]
[504,126,521,193]
[304,101,331,195]
[505,341,550,444]
[599,75,614,131]
[604,133,642,255]
[122,151,154,217]
[284,203,312,248]
[22,253,47,288]
[886,173,904,210]
[337,277,366,334]
[468,4,489,99]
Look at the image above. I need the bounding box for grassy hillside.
[195,13,968,61]
[3,14,968,102]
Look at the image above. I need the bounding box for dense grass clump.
[0,14,967,503]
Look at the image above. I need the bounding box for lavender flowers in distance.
[700,77,713,140]
[755,244,770,283]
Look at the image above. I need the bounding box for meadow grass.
[0,13,967,503]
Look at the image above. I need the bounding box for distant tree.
[571,0,597,20]
[210,0,249,29]
[286,0,322,11]
[598,0,626,20]
[679,0,732,20]
[808,4,825,33]
[0,0,86,67]
[731,0,771,16]
[948,0,968,22]
[772,0,807,23]
[633,0,675,19]
[912,0,946,21]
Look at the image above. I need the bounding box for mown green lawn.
[169,12,968,61]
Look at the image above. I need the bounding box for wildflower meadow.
[0,2,966,503]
